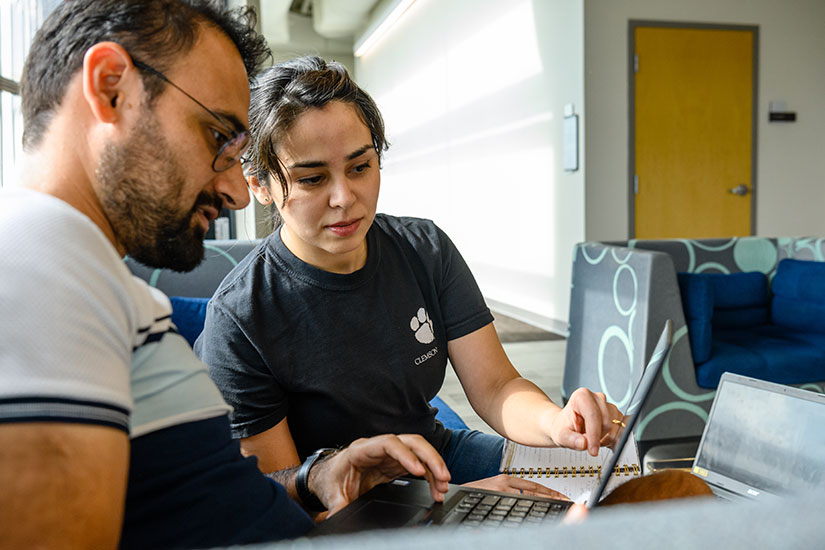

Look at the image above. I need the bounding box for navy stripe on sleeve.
[136,314,173,335]
[0,396,130,432]
[132,328,180,352]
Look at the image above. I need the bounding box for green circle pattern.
[733,238,778,272]
[581,246,608,265]
[598,325,634,410]
[613,264,637,316]
[695,262,730,274]
[692,238,736,252]
[662,326,716,403]
[597,250,640,412]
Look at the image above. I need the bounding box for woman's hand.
[547,387,624,456]
[562,503,589,524]
[462,474,569,500]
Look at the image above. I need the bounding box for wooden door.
[633,25,755,239]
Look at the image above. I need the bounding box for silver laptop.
[691,372,825,501]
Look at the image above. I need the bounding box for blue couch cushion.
[709,271,770,330]
[713,306,769,329]
[771,259,825,334]
[677,273,714,363]
[677,273,714,320]
[678,271,769,364]
[696,325,825,388]
[169,296,210,347]
[709,271,770,309]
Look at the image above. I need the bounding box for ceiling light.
[353,0,416,58]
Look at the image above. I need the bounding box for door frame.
[628,20,759,238]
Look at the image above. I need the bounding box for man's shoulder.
[1,187,116,257]
[0,189,140,429]
[0,186,169,345]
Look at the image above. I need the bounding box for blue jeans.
[441,429,505,484]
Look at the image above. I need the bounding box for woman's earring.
[260,193,271,205]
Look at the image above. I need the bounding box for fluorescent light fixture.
[354,0,416,58]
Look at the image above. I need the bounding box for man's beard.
[96,109,222,272]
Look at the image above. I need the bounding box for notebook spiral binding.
[502,464,641,479]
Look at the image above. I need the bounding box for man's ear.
[82,42,137,123]
[247,174,274,205]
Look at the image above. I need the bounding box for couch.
[562,237,825,447]
[125,239,467,430]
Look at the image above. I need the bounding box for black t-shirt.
[195,215,493,459]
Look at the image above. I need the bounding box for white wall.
[584,0,825,241]
[355,0,585,333]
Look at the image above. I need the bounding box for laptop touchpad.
[348,499,429,530]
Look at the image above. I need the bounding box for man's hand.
[308,434,451,516]
[462,474,569,500]
[548,387,624,456]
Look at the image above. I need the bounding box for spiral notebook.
[499,433,641,501]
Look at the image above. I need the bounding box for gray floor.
[437,339,567,434]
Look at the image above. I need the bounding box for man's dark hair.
[20,0,270,150]
[246,55,389,203]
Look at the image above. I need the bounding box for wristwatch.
[296,447,337,511]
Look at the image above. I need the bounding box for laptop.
[311,320,673,535]
[691,372,825,502]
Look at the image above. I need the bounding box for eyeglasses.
[131,59,249,172]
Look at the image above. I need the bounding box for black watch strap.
[296,447,336,512]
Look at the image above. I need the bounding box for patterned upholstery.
[562,237,825,444]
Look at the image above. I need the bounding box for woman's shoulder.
[209,238,275,306]
[372,214,447,247]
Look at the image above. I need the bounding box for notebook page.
[499,434,641,501]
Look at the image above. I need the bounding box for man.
[0,1,450,548]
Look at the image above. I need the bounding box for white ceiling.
[259,0,382,45]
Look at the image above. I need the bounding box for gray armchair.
[562,237,825,447]
[124,239,261,298]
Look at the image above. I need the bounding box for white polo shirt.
[0,187,229,436]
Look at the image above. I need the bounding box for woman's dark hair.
[20,0,270,150]
[246,55,389,202]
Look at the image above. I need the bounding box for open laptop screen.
[586,320,672,507]
[694,374,825,496]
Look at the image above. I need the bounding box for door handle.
[729,184,751,196]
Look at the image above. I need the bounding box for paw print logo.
[410,307,435,344]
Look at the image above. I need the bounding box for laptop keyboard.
[445,491,569,528]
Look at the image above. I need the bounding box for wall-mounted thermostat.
[769,100,796,122]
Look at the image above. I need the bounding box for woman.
[195,56,621,493]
